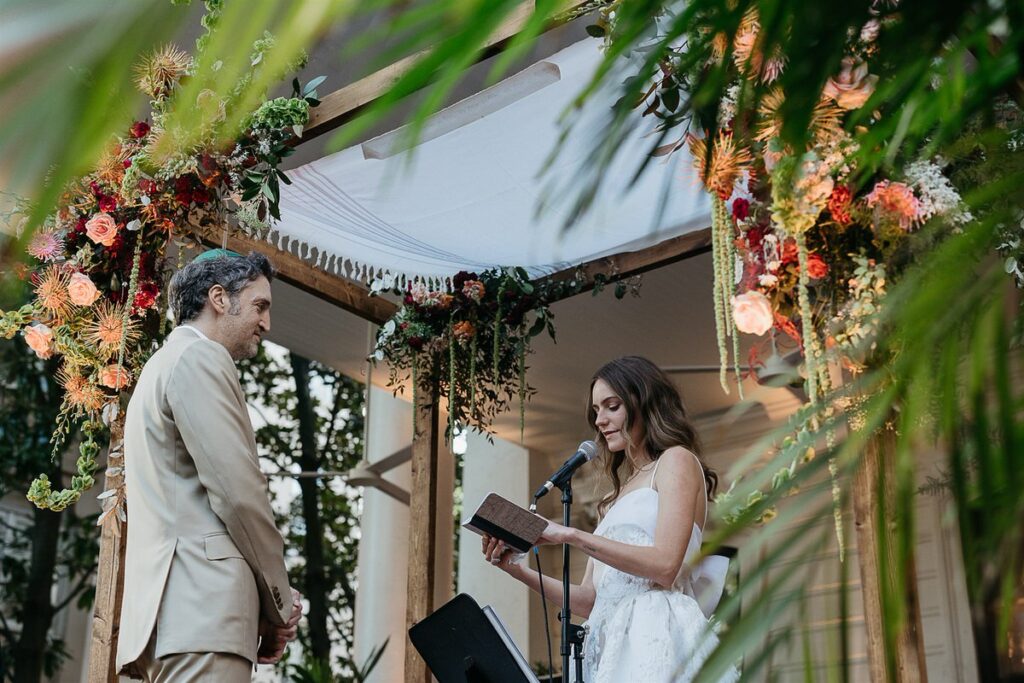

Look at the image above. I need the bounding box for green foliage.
[238,346,367,679]
[0,317,99,680]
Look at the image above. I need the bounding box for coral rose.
[823,57,878,110]
[24,323,54,359]
[85,213,119,247]
[99,364,132,390]
[732,290,774,336]
[462,280,485,303]
[68,272,101,306]
[805,254,829,279]
[452,320,476,343]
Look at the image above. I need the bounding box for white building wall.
[352,385,455,682]
[457,429,532,652]
[352,385,413,682]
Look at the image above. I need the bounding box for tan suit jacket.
[116,326,291,672]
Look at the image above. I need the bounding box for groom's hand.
[287,588,304,627]
[257,616,292,664]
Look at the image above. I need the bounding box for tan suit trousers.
[138,629,252,683]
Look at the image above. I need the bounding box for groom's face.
[218,276,272,360]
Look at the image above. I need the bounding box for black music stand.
[409,593,539,683]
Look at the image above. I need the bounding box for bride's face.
[592,379,640,452]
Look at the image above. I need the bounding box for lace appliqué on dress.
[582,522,739,683]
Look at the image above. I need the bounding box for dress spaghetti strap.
[689,450,709,530]
[648,458,662,488]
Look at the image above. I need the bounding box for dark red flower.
[191,188,210,205]
[89,181,102,197]
[140,179,158,195]
[74,217,87,234]
[98,195,117,212]
[408,336,424,351]
[175,176,192,193]
[123,158,133,169]
[130,121,151,139]
[107,233,125,257]
[744,223,768,252]
[200,154,218,172]
[175,192,192,206]
[452,271,479,291]
[133,281,159,312]
[732,197,750,221]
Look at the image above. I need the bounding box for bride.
[481,355,738,682]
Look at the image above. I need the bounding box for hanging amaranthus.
[711,195,733,394]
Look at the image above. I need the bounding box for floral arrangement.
[372,268,636,440]
[593,5,976,552]
[0,10,322,512]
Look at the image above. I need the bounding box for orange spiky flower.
[58,366,106,413]
[84,300,140,356]
[756,90,844,146]
[34,265,73,319]
[135,44,192,99]
[688,131,754,199]
[94,142,130,185]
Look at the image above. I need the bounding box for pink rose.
[85,213,119,247]
[99,364,132,390]
[823,57,878,110]
[68,272,101,306]
[732,290,774,336]
[24,323,54,359]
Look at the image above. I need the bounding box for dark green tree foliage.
[237,346,366,679]
[0,285,98,683]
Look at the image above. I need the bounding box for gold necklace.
[624,459,656,485]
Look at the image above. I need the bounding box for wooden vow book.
[462,493,547,553]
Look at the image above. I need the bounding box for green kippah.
[192,248,242,264]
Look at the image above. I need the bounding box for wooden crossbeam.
[198,231,398,325]
[539,226,712,303]
[300,1,590,142]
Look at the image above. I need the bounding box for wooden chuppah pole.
[852,425,928,682]
[87,418,127,683]
[404,384,441,683]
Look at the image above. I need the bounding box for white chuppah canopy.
[270,38,711,288]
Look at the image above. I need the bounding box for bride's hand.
[536,519,573,545]
[481,534,523,574]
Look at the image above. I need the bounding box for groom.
[117,249,302,681]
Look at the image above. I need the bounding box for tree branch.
[51,563,97,614]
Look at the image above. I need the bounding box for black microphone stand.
[556,478,586,682]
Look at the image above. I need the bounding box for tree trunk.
[12,464,61,683]
[289,354,331,664]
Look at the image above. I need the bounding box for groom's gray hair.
[169,251,275,324]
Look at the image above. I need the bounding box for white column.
[457,430,532,652]
[353,386,413,682]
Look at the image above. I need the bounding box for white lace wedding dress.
[582,456,739,682]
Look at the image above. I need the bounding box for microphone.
[532,440,599,502]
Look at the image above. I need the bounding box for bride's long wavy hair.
[588,356,718,515]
